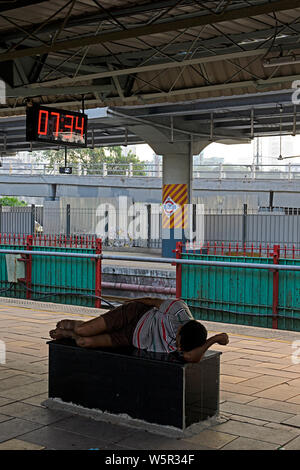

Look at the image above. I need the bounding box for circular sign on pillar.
[162,184,188,229]
[163,196,178,218]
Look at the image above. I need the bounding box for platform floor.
[0,297,300,450]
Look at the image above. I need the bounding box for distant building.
[194,151,224,166]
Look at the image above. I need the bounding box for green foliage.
[0,196,27,206]
[33,146,146,176]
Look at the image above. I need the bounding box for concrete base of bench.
[47,339,221,432]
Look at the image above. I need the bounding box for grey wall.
[1,175,300,210]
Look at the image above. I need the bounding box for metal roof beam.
[134,74,300,102]
[6,84,113,98]
[24,49,268,88]
[0,0,198,43]
[86,26,300,66]
[0,1,47,13]
[0,0,299,62]
[118,90,296,117]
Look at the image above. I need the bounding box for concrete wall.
[2,174,300,209]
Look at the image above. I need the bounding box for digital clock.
[26,104,88,147]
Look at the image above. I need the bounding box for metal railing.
[2,247,300,270]
[2,162,300,180]
[2,204,300,249]
[0,238,300,330]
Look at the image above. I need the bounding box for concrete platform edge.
[42,398,223,438]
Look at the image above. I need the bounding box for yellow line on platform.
[0,303,294,344]
[0,303,100,318]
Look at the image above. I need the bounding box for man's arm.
[182,333,229,363]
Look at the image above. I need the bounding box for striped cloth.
[132,299,193,353]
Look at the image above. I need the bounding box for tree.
[33,146,146,176]
[0,196,27,206]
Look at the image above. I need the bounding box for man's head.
[176,321,207,352]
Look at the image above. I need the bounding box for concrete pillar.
[161,139,209,257]
[162,152,192,257]
[125,123,210,256]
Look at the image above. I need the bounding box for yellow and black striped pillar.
[162,183,188,257]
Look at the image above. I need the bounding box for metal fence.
[204,209,300,249]
[2,162,300,180]
[179,244,300,331]
[1,204,300,249]
[0,240,300,332]
[0,205,43,235]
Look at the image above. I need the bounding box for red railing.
[0,233,97,249]
[178,241,293,329]
[1,234,102,308]
[183,241,300,259]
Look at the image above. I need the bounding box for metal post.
[192,203,196,241]
[31,204,35,235]
[0,205,2,235]
[95,238,102,308]
[66,204,71,237]
[104,210,109,245]
[269,191,274,212]
[147,204,151,249]
[242,203,247,245]
[272,244,280,329]
[173,241,182,299]
[25,235,33,300]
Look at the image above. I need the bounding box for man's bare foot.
[56,320,84,330]
[49,328,77,340]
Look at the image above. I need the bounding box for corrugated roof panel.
[0,0,299,112]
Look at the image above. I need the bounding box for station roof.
[0,0,299,116]
[1,89,298,153]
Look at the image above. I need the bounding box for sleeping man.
[49,297,229,363]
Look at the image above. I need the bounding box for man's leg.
[56,319,84,330]
[75,334,114,348]
[50,303,136,340]
[49,328,118,348]
[49,327,76,340]
[50,315,108,340]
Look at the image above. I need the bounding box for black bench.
[47,339,221,431]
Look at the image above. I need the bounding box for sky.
[135,135,300,165]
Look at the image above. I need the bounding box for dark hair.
[179,321,207,352]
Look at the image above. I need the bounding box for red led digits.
[28,105,87,146]
[75,116,85,139]
[64,114,74,140]
[50,112,60,138]
[38,109,48,135]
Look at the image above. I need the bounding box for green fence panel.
[30,246,96,307]
[0,243,28,300]
[0,244,97,308]
[277,258,300,331]
[181,253,296,330]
